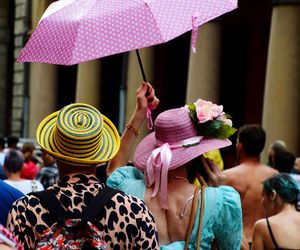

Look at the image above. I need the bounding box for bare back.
[144,182,196,245]
[253,210,300,250]
[224,163,277,242]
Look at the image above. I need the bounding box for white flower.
[217,114,233,126]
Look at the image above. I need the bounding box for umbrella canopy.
[18,0,237,65]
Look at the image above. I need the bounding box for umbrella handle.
[135,49,147,82]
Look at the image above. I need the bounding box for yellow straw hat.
[36,103,120,166]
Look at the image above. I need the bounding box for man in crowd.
[224,124,277,244]
[267,140,286,167]
[273,150,295,173]
[3,150,44,194]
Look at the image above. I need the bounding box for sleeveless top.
[107,166,243,250]
[266,217,300,250]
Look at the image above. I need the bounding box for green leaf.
[188,103,196,111]
[188,103,198,124]
[197,120,237,139]
[216,124,237,139]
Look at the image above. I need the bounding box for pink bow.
[146,143,172,209]
[145,136,203,209]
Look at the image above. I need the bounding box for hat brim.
[134,132,231,171]
[36,111,120,165]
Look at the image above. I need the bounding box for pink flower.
[194,99,223,123]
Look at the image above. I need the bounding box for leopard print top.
[7,174,159,250]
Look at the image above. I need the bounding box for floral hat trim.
[185,99,237,139]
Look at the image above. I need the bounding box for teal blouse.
[107,166,242,250]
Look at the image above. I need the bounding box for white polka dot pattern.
[18,0,237,65]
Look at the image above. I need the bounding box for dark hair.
[271,140,286,153]
[7,135,19,148]
[0,137,5,149]
[187,157,208,183]
[268,140,287,167]
[238,124,266,156]
[263,173,300,209]
[4,150,24,173]
[274,151,295,173]
[21,142,35,153]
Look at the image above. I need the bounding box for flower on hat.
[185,99,236,139]
[193,99,223,123]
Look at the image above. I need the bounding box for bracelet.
[126,123,140,137]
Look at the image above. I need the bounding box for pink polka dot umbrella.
[18,0,237,76]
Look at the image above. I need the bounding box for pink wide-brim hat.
[133,107,231,209]
[134,107,231,171]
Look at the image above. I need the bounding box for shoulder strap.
[184,186,200,250]
[196,185,205,250]
[82,186,120,221]
[266,217,279,249]
[30,190,67,224]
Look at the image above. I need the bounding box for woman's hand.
[197,155,225,187]
[135,82,159,116]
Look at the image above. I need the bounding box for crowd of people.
[0,82,299,249]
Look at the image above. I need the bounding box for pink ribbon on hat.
[145,136,203,209]
[146,107,153,130]
[191,12,200,53]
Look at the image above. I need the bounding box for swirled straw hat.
[36,103,120,166]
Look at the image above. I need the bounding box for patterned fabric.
[107,167,243,250]
[36,164,59,189]
[7,174,159,250]
[36,220,106,250]
[18,0,237,65]
[0,224,24,250]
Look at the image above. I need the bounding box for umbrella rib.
[138,0,166,43]
[126,0,165,42]
[70,0,100,64]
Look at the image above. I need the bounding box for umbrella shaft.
[135,50,147,82]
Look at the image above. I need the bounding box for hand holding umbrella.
[136,82,159,130]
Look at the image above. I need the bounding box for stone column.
[186,22,221,103]
[76,60,101,109]
[0,0,10,135]
[125,48,154,160]
[262,1,300,160]
[11,0,32,137]
[28,0,58,137]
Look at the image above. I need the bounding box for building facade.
[0,0,299,165]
